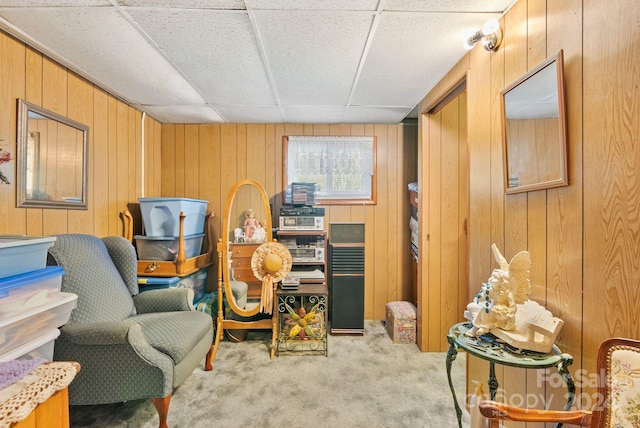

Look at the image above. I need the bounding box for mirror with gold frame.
[222,179,273,317]
[16,99,89,209]
[501,50,568,194]
[211,179,278,362]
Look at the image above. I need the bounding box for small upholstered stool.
[385,301,417,344]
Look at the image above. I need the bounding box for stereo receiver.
[279,216,324,230]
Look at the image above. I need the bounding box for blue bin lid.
[133,233,205,241]
[138,276,181,285]
[137,197,208,204]
[0,266,65,298]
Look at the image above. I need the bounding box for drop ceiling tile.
[281,106,346,124]
[385,0,514,12]
[343,106,411,124]
[251,0,378,11]
[0,1,109,6]
[144,105,225,123]
[0,7,205,106]
[126,8,276,106]
[119,0,245,8]
[216,105,284,123]
[351,11,498,107]
[255,10,373,106]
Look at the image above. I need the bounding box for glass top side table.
[446,322,575,428]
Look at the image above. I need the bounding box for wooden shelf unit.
[276,229,327,286]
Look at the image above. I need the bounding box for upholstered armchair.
[47,234,214,428]
[479,337,640,427]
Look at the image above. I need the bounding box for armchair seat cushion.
[132,311,212,365]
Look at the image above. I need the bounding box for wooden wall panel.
[24,47,43,236]
[0,34,25,235]
[0,30,161,238]
[426,112,443,351]
[583,0,640,395]
[67,73,93,234]
[417,0,639,418]
[440,98,461,351]
[92,88,110,236]
[159,123,417,319]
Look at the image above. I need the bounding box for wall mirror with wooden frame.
[501,50,568,194]
[16,99,89,209]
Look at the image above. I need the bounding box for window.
[283,136,377,205]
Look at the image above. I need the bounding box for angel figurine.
[465,244,564,353]
[465,243,531,336]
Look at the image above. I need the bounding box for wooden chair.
[479,337,640,427]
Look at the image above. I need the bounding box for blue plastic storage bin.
[138,276,181,291]
[138,197,208,237]
[0,235,57,279]
[134,233,204,261]
[138,269,207,302]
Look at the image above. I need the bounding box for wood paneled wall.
[0,27,418,322]
[418,0,640,416]
[159,123,418,319]
[0,30,163,238]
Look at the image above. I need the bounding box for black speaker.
[329,223,365,335]
[329,223,364,244]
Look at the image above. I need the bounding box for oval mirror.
[222,179,273,317]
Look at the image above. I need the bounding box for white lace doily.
[0,361,78,427]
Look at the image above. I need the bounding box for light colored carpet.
[69,320,470,427]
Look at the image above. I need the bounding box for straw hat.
[251,241,292,313]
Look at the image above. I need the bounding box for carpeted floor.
[69,320,470,427]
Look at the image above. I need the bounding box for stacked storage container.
[0,236,77,362]
[136,198,209,302]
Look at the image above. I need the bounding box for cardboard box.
[386,301,417,344]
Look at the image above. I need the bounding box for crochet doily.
[0,362,78,427]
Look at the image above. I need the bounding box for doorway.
[417,84,469,352]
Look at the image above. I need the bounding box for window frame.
[282,135,377,206]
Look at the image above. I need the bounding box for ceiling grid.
[0,0,515,124]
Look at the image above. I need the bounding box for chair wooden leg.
[204,342,214,371]
[152,395,171,428]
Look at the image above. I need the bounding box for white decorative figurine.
[465,244,563,353]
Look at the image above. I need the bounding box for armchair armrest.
[60,320,140,345]
[479,400,592,426]
[133,288,194,313]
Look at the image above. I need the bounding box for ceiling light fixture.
[463,18,502,51]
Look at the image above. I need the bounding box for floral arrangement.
[0,146,12,185]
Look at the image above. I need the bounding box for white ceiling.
[0,0,515,124]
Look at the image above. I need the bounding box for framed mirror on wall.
[16,99,89,209]
[501,49,568,194]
